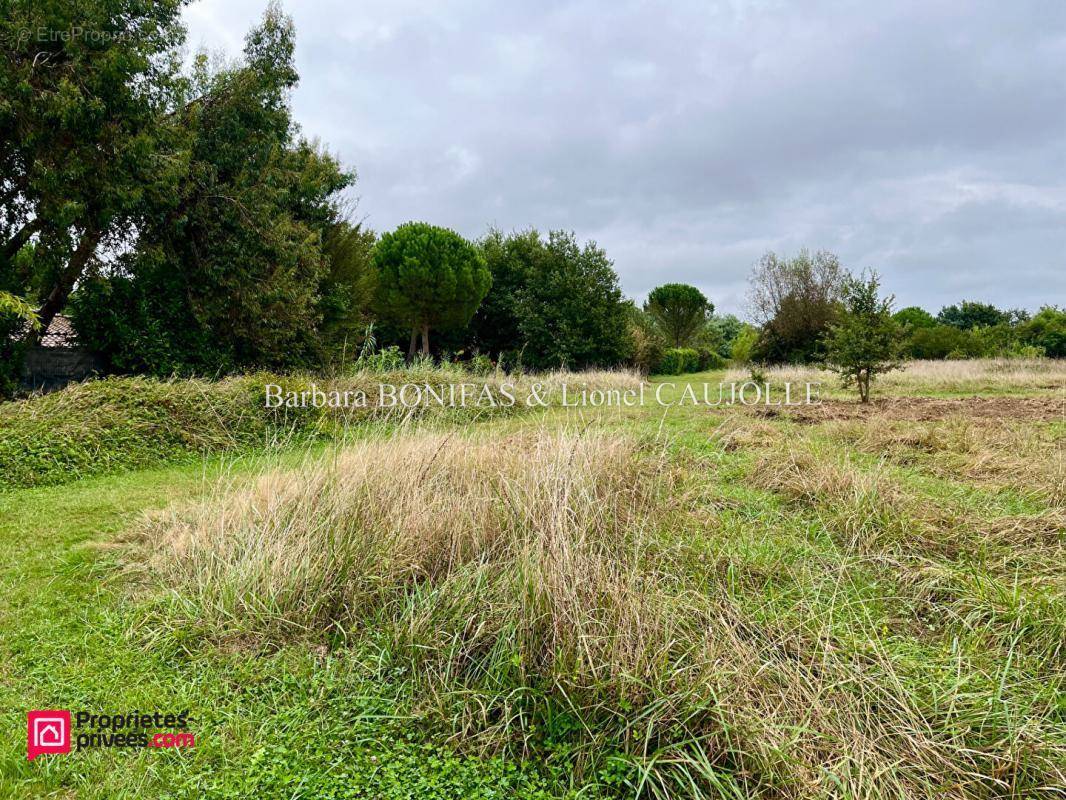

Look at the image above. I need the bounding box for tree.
[643,283,711,348]
[374,222,490,357]
[1,0,188,343]
[824,272,903,403]
[747,250,844,363]
[1017,306,1066,358]
[708,313,744,357]
[317,215,377,366]
[469,229,630,370]
[893,306,936,330]
[70,6,356,375]
[468,228,541,358]
[937,301,1008,330]
[512,231,630,370]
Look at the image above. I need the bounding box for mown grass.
[1,361,1062,798]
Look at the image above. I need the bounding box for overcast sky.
[183,0,1066,317]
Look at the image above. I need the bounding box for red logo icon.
[27,710,71,760]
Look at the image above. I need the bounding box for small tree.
[824,272,902,403]
[644,283,711,348]
[373,222,490,357]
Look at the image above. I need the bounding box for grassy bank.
[0,369,641,491]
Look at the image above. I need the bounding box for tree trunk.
[26,227,102,345]
[408,326,419,360]
[420,322,430,356]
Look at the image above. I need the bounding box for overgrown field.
[0,360,1063,798]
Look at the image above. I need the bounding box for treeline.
[2,4,1062,399]
[744,250,1064,364]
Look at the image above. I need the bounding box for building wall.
[21,346,103,393]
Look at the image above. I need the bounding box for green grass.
[0,460,600,799]
[0,362,1063,798]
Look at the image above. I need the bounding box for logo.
[26,709,195,760]
[27,710,71,760]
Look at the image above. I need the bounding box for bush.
[696,348,726,370]
[729,325,759,364]
[466,353,495,375]
[655,348,700,375]
[626,316,665,374]
[1017,306,1066,358]
[352,345,405,372]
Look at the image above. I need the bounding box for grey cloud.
[185,0,1066,314]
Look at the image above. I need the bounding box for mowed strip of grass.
[0,456,592,800]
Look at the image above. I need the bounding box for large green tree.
[471,229,630,370]
[1,0,188,342]
[70,6,357,375]
[748,249,845,364]
[936,301,1008,330]
[893,306,936,330]
[644,283,711,348]
[373,222,490,357]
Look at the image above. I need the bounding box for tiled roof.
[12,314,80,348]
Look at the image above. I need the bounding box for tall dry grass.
[137,428,1065,798]
[724,357,1066,395]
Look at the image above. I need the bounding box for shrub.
[1017,306,1066,358]
[655,347,700,375]
[352,345,405,373]
[696,348,726,370]
[466,353,495,375]
[729,325,759,364]
[625,312,665,374]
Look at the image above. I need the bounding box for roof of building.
[13,314,80,348]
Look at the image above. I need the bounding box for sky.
[182,0,1066,317]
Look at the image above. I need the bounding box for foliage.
[824,272,903,402]
[316,216,378,366]
[1,0,188,339]
[373,222,490,357]
[708,313,744,357]
[655,347,701,375]
[644,283,711,348]
[0,290,35,323]
[696,348,727,370]
[904,324,981,360]
[0,292,37,397]
[1017,306,1066,358]
[69,7,355,376]
[623,304,665,374]
[748,249,844,363]
[728,324,760,364]
[353,345,406,373]
[467,228,539,360]
[893,306,936,330]
[936,301,1011,330]
[471,229,630,370]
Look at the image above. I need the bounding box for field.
[1,360,1063,799]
